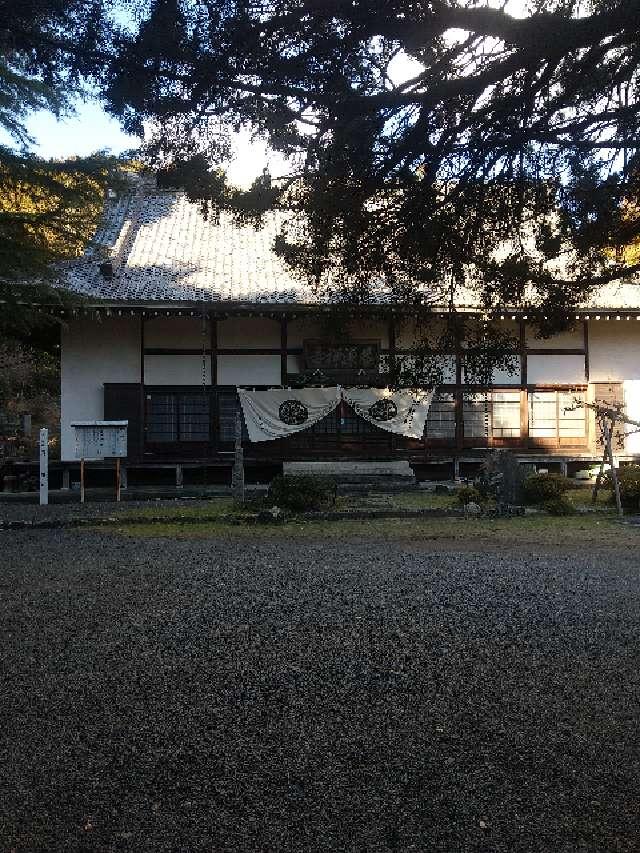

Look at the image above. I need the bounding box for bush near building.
[523,473,575,505]
[267,474,337,513]
[456,486,486,507]
[604,465,640,509]
[543,495,576,516]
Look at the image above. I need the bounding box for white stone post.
[39,428,48,506]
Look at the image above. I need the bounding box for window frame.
[145,389,213,448]
[528,388,588,447]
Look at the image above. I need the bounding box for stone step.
[283,460,416,485]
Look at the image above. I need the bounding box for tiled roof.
[56,178,640,309]
[59,181,314,304]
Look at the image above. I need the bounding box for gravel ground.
[1,530,639,852]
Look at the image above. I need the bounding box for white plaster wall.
[462,365,521,385]
[492,364,521,385]
[218,318,280,348]
[144,355,211,385]
[400,354,456,384]
[287,317,332,347]
[346,319,389,347]
[217,355,281,385]
[485,320,520,350]
[527,354,586,384]
[395,317,449,349]
[61,317,140,460]
[525,324,583,349]
[287,317,388,348]
[144,316,205,348]
[588,321,640,382]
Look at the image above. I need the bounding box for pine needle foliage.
[106,0,640,333]
[0,0,130,335]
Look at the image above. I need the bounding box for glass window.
[147,393,210,443]
[529,391,587,440]
[147,394,177,442]
[426,393,456,438]
[492,391,521,438]
[179,394,210,442]
[217,393,248,443]
[559,392,586,438]
[529,392,557,438]
[463,392,489,438]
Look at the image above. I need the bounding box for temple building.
[54,176,640,484]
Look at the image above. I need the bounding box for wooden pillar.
[520,320,529,446]
[280,316,288,386]
[583,319,590,383]
[210,314,217,386]
[139,312,145,461]
[454,323,464,451]
[176,464,183,489]
[388,314,397,382]
[519,319,528,386]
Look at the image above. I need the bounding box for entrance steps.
[283,460,417,488]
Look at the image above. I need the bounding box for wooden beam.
[525,348,586,355]
[145,348,213,356]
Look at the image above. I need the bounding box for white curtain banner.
[342,387,436,439]
[238,387,342,442]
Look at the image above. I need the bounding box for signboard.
[304,340,380,371]
[71,421,128,460]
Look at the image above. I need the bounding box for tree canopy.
[105,0,640,331]
[0,0,128,339]
[3,0,640,344]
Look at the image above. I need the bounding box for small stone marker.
[231,407,245,503]
[39,428,48,506]
[481,450,526,506]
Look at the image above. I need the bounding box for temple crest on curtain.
[238,386,436,442]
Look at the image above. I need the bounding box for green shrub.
[456,485,484,506]
[604,465,640,509]
[543,495,575,516]
[523,473,574,504]
[267,473,337,513]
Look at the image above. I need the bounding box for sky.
[22,98,286,189]
[20,0,530,188]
